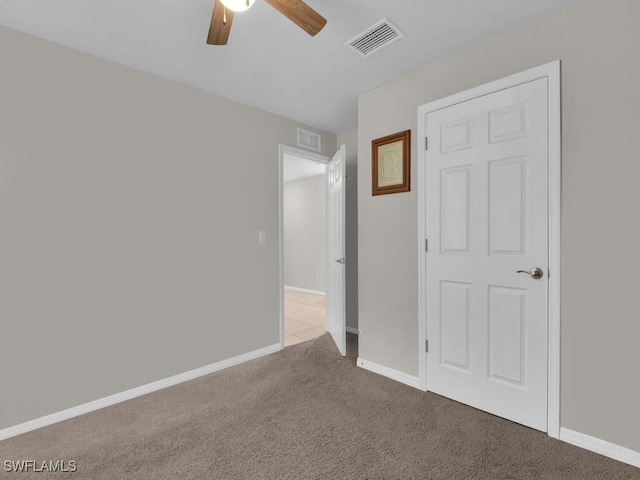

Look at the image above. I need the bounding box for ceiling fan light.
[220,0,255,12]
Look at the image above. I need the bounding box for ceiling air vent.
[297,128,322,152]
[345,18,405,58]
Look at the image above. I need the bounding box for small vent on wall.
[297,128,322,152]
[345,18,405,57]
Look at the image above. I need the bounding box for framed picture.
[372,129,411,196]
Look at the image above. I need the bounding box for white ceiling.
[0,0,577,134]
[283,153,325,182]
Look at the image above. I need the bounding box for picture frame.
[372,129,411,196]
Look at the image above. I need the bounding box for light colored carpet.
[2,333,639,479]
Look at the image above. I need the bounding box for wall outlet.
[259,230,267,244]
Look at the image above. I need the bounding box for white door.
[327,145,346,356]
[426,78,549,431]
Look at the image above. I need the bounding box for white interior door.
[426,78,549,431]
[327,145,346,356]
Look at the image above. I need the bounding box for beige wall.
[338,130,359,331]
[0,26,336,430]
[284,174,327,292]
[357,0,640,452]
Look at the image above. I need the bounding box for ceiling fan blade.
[207,0,234,45]
[263,0,327,36]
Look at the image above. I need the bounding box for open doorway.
[279,146,331,347]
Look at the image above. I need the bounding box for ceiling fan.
[207,0,327,45]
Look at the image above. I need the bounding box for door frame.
[417,60,561,438]
[278,145,331,349]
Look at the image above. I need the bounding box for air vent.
[297,128,321,152]
[345,18,405,57]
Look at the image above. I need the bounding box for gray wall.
[0,26,336,430]
[338,130,359,332]
[357,0,640,452]
[283,174,327,293]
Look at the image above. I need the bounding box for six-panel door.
[426,78,549,431]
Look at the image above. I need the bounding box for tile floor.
[284,289,326,347]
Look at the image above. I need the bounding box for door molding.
[278,145,330,349]
[417,61,561,438]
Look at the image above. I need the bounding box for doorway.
[417,61,561,437]
[281,149,329,346]
[278,145,330,348]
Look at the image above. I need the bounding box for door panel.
[440,281,471,372]
[488,285,526,386]
[327,145,346,356]
[440,166,471,254]
[488,157,526,255]
[426,78,549,431]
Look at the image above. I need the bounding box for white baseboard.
[560,427,640,469]
[0,343,282,442]
[346,327,359,335]
[284,285,326,296]
[356,357,422,390]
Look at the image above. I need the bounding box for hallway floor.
[284,289,326,347]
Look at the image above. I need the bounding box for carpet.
[2,333,639,479]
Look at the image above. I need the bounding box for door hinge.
[425,137,429,150]
[425,238,428,252]
[425,339,429,353]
